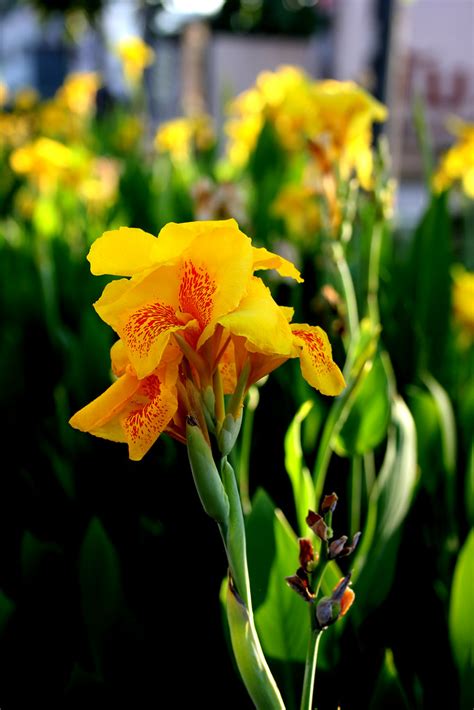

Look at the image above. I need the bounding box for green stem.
[331,242,360,342]
[350,456,362,533]
[300,616,323,710]
[367,221,384,326]
[238,386,259,515]
[221,459,285,708]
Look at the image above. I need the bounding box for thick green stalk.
[221,459,285,709]
[300,621,323,710]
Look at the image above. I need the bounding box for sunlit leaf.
[449,528,474,707]
[284,400,315,536]
[352,396,417,618]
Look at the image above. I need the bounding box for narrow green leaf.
[335,354,391,456]
[246,489,309,662]
[465,443,474,526]
[353,396,418,617]
[369,649,411,710]
[0,590,15,635]
[284,401,315,536]
[449,528,474,707]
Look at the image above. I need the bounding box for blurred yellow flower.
[0,81,8,108]
[308,80,388,189]
[0,113,31,149]
[433,118,474,198]
[154,114,215,163]
[10,137,90,193]
[79,157,121,212]
[115,36,155,87]
[225,67,387,186]
[56,71,100,117]
[452,265,474,339]
[225,65,313,165]
[272,184,320,239]
[14,87,39,112]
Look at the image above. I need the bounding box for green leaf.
[353,396,417,618]
[246,489,309,662]
[465,443,474,527]
[409,192,452,376]
[79,517,124,672]
[335,353,391,456]
[449,528,474,707]
[0,590,15,635]
[284,401,315,536]
[369,649,411,710]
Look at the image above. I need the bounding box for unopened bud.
[315,574,354,629]
[328,535,348,559]
[285,573,315,602]
[306,510,329,541]
[218,412,242,456]
[299,538,315,571]
[186,416,229,525]
[321,492,338,515]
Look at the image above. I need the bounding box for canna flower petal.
[252,246,303,282]
[95,265,196,379]
[291,324,346,396]
[88,227,161,276]
[69,364,179,461]
[216,277,293,356]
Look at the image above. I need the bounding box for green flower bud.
[186,416,229,525]
[218,412,242,456]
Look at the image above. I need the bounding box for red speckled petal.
[291,324,345,396]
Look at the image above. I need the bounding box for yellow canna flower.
[308,80,388,189]
[452,265,474,339]
[13,87,39,112]
[154,114,215,163]
[224,67,386,186]
[433,118,474,198]
[10,137,90,193]
[56,71,101,117]
[70,219,345,459]
[272,184,321,241]
[115,36,155,87]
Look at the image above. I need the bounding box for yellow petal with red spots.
[291,324,345,396]
[178,224,253,347]
[69,371,141,441]
[252,246,303,282]
[121,369,179,460]
[88,227,159,276]
[216,277,293,355]
[94,264,195,379]
[69,365,179,460]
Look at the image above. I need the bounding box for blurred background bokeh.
[0,1,473,708]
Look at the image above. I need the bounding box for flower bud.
[315,574,354,629]
[306,510,329,541]
[218,412,242,457]
[186,416,229,525]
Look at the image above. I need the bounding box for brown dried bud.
[299,538,315,571]
[321,493,338,515]
[285,574,315,602]
[306,510,328,541]
[328,535,348,560]
[338,531,361,558]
